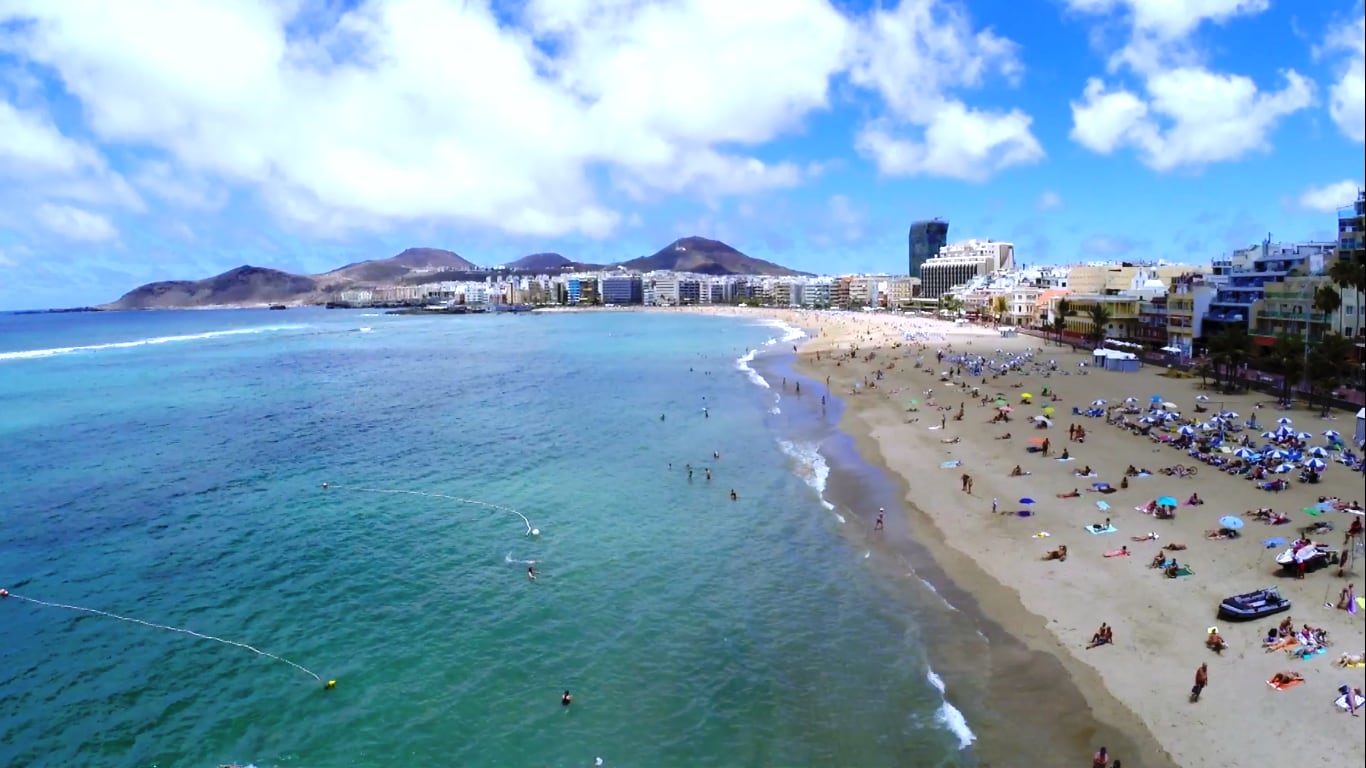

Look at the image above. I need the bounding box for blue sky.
[0,0,1362,309]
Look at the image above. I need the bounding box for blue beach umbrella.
[1019,497,1036,505]
[1305,458,1327,471]
[1195,394,1210,402]
[1261,431,1278,439]
[1263,537,1288,548]
[1092,399,1107,406]
[1150,395,1163,403]
[1273,463,1295,473]
[1296,431,1313,441]
[1178,425,1196,436]
[1324,430,1341,440]
[1267,449,1290,460]
[1219,515,1245,530]
[1276,416,1294,426]
[1157,496,1179,507]
[1233,447,1258,460]
[1308,446,1328,457]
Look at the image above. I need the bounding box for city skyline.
[1,0,1363,310]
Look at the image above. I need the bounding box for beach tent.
[1096,349,1140,372]
[1356,408,1365,446]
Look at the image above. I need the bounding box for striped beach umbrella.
[1307,446,1328,457]
[1305,458,1327,471]
[1178,425,1196,436]
[1276,416,1293,426]
[1233,447,1258,460]
[1324,430,1341,440]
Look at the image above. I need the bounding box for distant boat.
[268,304,288,310]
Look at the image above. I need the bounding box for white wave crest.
[735,349,769,389]
[757,318,807,344]
[927,668,976,749]
[777,439,834,511]
[916,576,958,612]
[0,325,306,362]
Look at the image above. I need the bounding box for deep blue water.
[0,308,974,767]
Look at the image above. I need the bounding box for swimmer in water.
[528,565,537,582]
[562,690,573,706]
[729,489,738,501]
[321,482,329,490]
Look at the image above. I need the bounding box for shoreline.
[751,343,1160,766]
[698,306,1364,767]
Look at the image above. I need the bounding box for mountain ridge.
[102,237,804,309]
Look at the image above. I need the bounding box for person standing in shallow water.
[874,508,884,531]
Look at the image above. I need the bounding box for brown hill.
[619,237,808,276]
[325,247,476,283]
[104,266,319,309]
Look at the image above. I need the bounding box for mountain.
[104,266,319,310]
[506,252,571,270]
[619,236,808,276]
[325,247,476,283]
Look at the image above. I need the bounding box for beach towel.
[1032,531,1051,538]
[1266,676,1305,691]
[940,460,961,469]
[1086,524,1118,535]
[1075,472,1097,478]
[1103,548,1129,557]
[1135,472,1151,478]
[1095,501,1110,511]
[1292,646,1327,660]
[1335,692,1365,712]
[1302,507,1326,517]
[1055,457,1075,462]
[1171,566,1194,577]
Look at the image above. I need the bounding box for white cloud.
[848,0,1042,180]
[826,194,865,241]
[1298,180,1363,212]
[0,99,142,209]
[1037,190,1064,211]
[34,203,119,241]
[1064,0,1269,74]
[1316,7,1365,142]
[0,248,14,267]
[1071,69,1313,171]
[0,0,864,239]
[1065,1,1313,170]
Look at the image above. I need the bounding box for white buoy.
[531,528,540,536]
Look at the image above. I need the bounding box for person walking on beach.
[992,498,998,514]
[1190,663,1208,702]
[875,509,885,531]
[1041,438,1050,457]
[1092,746,1109,767]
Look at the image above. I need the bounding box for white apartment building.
[1008,286,1042,325]
[918,240,1015,299]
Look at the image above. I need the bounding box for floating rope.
[1,589,327,686]
[327,485,536,535]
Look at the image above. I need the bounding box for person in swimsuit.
[527,566,537,582]
[875,509,885,531]
[562,690,572,706]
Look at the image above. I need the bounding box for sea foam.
[0,325,306,362]
[926,668,977,750]
[735,348,769,389]
[777,439,842,521]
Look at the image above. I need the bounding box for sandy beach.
[684,306,1366,767]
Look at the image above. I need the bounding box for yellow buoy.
[325,680,337,690]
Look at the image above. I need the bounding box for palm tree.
[1086,304,1111,348]
[1054,298,1073,345]
[991,295,1009,325]
[1327,258,1365,336]
[1307,333,1355,415]
[1264,332,1305,404]
[1312,285,1341,342]
[1208,326,1252,392]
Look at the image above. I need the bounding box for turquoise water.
[0,309,972,768]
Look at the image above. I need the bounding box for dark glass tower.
[909,219,949,277]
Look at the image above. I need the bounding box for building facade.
[909,219,949,278]
[917,240,1014,299]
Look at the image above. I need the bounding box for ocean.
[0,308,977,768]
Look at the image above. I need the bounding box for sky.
[0,0,1363,310]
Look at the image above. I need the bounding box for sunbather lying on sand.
[1338,652,1365,667]
[1010,465,1031,477]
[1042,545,1068,561]
[940,436,960,444]
[1131,532,1159,542]
[1162,543,1187,551]
[996,432,1012,439]
[1103,546,1130,558]
[1269,671,1304,686]
[1206,629,1227,653]
[1204,528,1240,540]
[1266,636,1298,652]
[1056,489,1081,498]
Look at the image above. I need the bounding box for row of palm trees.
[1199,325,1358,414]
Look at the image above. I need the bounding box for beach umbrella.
[994,398,1008,406]
[1218,515,1245,530]
[1305,458,1327,471]
[1276,417,1293,426]
[1157,496,1179,507]
[1020,498,1036,505]
[1092,399,1107,406]
[1295,431,1313,441]
[1124,397,1139,404]
[1261,431,1278,439]
[1221,411,1239,419]
[1161,401,1179,410]
[1150,395,1162,403]
[1262,537,1288,548]
[1308,446,1328,457]
[1033,416,1053,426]
[1042,406,1055,416]
[1267,448,1289,459]
[1021,393,1033,400]
[1195,394,1210,401]
[1178,425,1197,436]
[1324,429,1341,440]
[1233,447,1258,460]
[1273,463,1295,473]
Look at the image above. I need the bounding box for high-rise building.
[1339,188,1365,267]
[909,219,949,277]
[917,240,1014,300]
